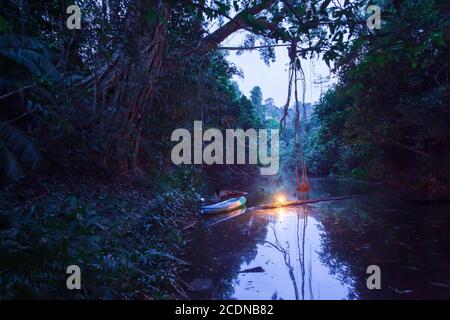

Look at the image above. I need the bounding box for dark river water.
[182,178,450,300]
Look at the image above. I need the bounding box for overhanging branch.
[218,44,291,50]
[191,0,281,54]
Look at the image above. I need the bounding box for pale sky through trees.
[223,31,335,107]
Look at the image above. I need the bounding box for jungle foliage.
[304,0,450,193]
[0,0,292,298]
[1,0,448,299]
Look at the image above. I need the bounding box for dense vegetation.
[304,0,450,195]
[0,0,266,298]
[0,0,448,299]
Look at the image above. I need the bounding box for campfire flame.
[275,194,286,204]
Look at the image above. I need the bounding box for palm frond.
[0,76,23,95]
[0,139,24,180]
[0,34,50,56]
[0,34,60,80]
[0,121,41,180]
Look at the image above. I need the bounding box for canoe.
[201,196,247,215]
[218,190,248,201]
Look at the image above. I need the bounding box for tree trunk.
[87,0,281,173]
[92,0,168,173]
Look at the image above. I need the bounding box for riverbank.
[0,174,201,299]
[324,174,450,203]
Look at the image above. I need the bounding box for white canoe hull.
[201,196,247,215]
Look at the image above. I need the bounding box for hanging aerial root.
[297,176,310,192]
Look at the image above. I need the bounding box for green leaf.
[0,14,10,33]
[214,1,230,15]
[233,1,239,12]
[146,10,158,24]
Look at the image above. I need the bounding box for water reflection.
[182,178,450,300]
[231,206,352,300]
[201,207,248,229]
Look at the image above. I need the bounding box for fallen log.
[248,195,358,211]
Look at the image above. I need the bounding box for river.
[182,178,450,300]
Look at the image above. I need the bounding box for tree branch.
[218,44,291,50]
[193,0,281,54]
[249,196,358,210]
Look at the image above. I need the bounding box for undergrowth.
[0,172,202,299]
